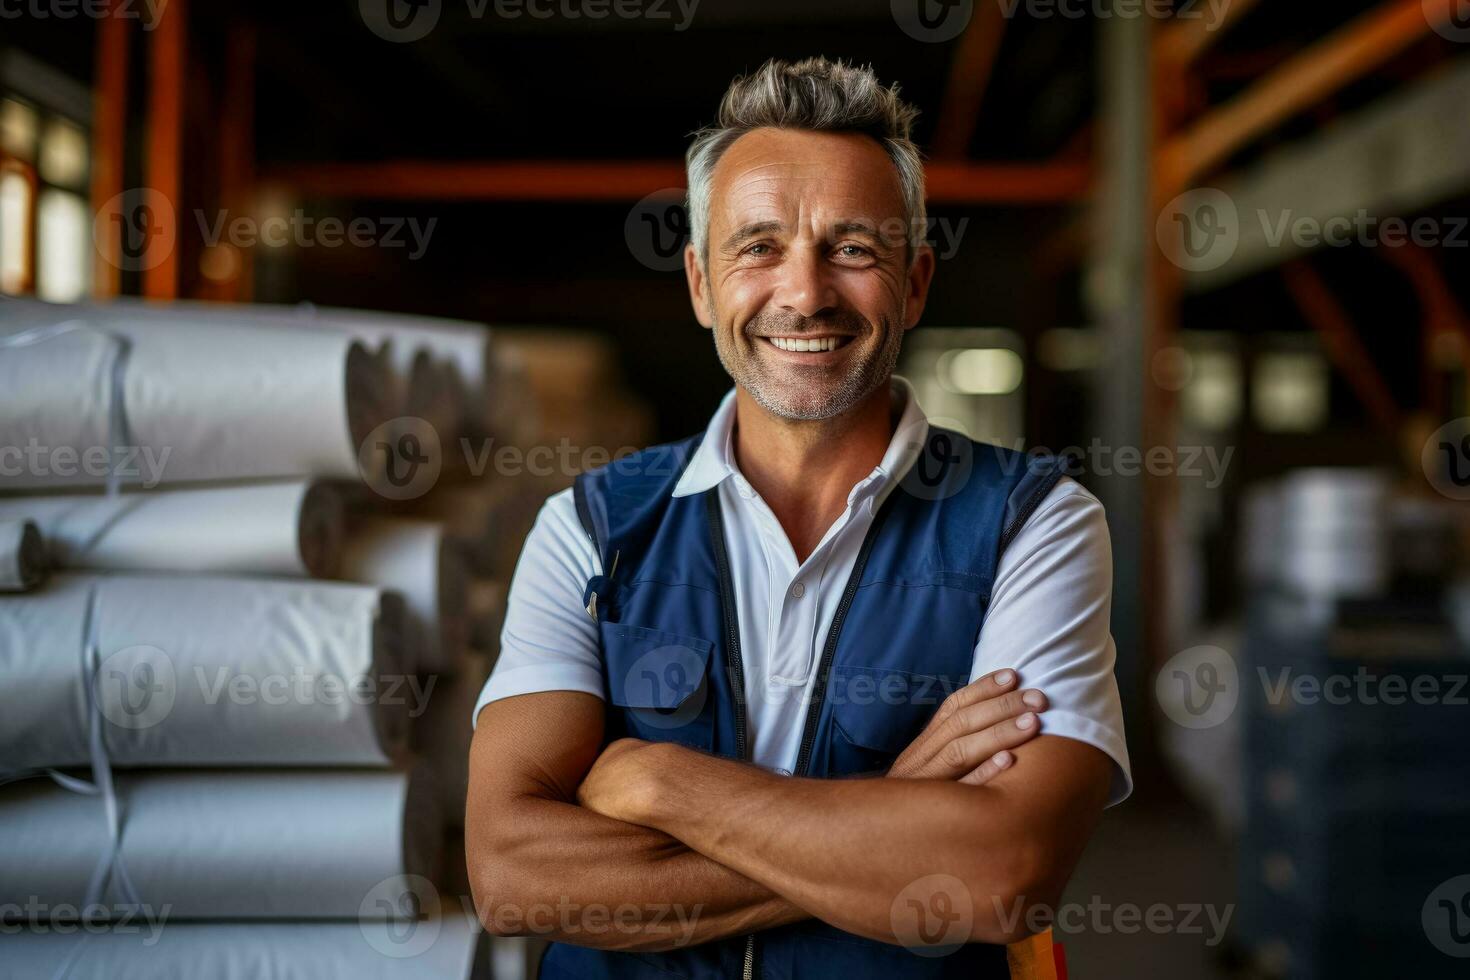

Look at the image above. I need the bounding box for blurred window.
[39,117,88,189]
[0,97,38,162]
[36,188,90,302]
[0,164,31,294]
[900,328,1026,447]
[1253,351,1329,432]
[1182,348,1243,431]
[0,88,90,298]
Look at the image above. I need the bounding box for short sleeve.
[971,477,1133,806]
[472,488,606,726]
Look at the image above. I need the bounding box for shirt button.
[791,582,805,598]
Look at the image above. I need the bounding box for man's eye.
[837,244,869,258]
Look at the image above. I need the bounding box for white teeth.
[770,337,839,352]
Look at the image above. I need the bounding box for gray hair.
[684,57,927,271]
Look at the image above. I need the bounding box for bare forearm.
[615,741,1103,944]
[470,792,806,951]
[467,693,807,952]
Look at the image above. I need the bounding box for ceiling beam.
[1160,0,1456,187]
[143,0,185,300]
[1155,0,1263,67]
[1185,55,1470,291]
[1282,259,1402,437]
[261,159,1091,204]
[931,0,1009,160]
[91,0,131,299]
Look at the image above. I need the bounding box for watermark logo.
[95,645,177,731]
[1157,189,1239,273]
[360,0,442,42]
[359,417,443,501]
[890,874,973,956]
[1156,645,1238,729]
[1423,418,1470,501]
[359,874,443,958]
[892,0,973,43]
[94,188,176,273]
[621,644,709,730]
[625,189,689,273]
[1427,0,1470,43]
[898,415,975,502]
[1423,875,1470,958]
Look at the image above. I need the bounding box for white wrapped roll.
[0,573,410,771]
[35,297,498,436]
[341,518,467,676]
[0,768,442,920]
[0,911,483,980]
[0,300,389,489]
[412,484,513,577]
[0,518,46,592]
[0,480,344,578]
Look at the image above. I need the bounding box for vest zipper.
[791,495,895,778]
[706,493,757,978]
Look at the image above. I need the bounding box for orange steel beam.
[143,0,183,300]
[1155,0,1263,67]
[1380,244,1470,408]
[932,0,1009,160]
[91,0,130,298]
[262,159,1092,204]
[1282,259,1402,436]
[217,19,256,303]
[1160,0,1454,187]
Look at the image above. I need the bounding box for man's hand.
[577,736,658,822]
[887,669,1048,783]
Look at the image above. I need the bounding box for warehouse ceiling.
[4,0,1468,440]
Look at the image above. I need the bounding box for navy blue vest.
[543,426,1067,980]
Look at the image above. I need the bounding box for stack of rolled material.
[340,517,470,676]
[0,298,516,977]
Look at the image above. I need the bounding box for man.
[467,56,1131,979]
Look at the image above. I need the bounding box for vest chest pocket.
[599,623,716,751]
[826,665,958,777]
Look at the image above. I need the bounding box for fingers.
[948,687,1049,742]
[934,668,1020,722]
[932,706,1045,780]
[960,749,1014,786]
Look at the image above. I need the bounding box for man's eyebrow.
[721,221,784,252]
[830,219,882,238]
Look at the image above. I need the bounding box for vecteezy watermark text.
[195,210,437,261]
[0,440,171,488]
[0,898,171,945]
[358,0,699,43]
[993,895,1234,947]
[0,0,168,28]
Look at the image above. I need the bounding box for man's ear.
[685,243,714,329]
[903,243,937,332]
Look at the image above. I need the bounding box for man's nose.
[772,247,838,319]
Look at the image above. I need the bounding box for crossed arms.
[465,669,1112,951]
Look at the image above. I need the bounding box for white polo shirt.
[475,379,1132,805]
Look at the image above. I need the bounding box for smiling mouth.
[762,336,854,353]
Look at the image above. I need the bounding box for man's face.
[686,128,934,421]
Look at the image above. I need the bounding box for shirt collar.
[671,376,929,500]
